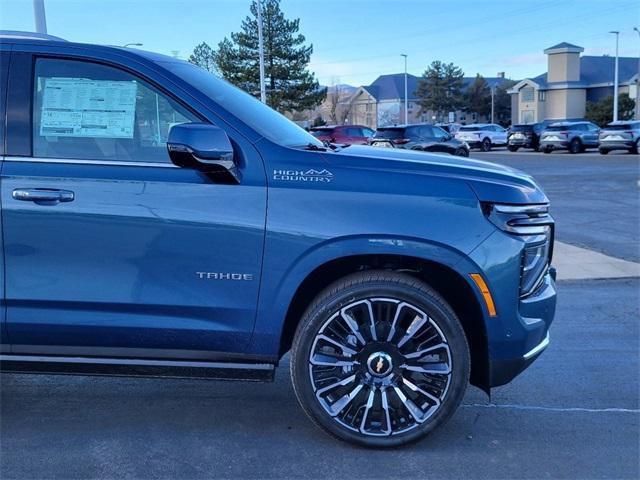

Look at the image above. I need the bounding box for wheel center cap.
[367,352,393,377]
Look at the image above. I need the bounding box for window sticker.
[39,78,137,138]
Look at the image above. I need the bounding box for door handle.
[12,188,75,205]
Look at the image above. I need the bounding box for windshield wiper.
[298,143,328,151]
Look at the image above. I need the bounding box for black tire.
[507,145,519,152]
[568,138,582,154]
[481,138,492,152]
[455,148,469,157]
[599,148,609,155]
[543,146,552,154]
[290,271,470,448]
[631,140,639,155]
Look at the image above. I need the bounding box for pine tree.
[464,74,491,118]
[213,0,326,113]
[188,42,218,74]
[415,61,464,122]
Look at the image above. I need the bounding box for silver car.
[598,121,640,155]
[539,121,600,154]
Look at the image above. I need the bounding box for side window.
[420,125,435,138]
[33,58,199,163]
[363,128,375,138]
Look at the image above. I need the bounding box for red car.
[309,125,375,145]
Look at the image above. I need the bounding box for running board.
[0,354,275,382]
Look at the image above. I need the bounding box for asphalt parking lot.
[1,150,639,479]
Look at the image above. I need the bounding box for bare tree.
[327,78,353,124]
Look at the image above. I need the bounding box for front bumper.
[489,268,556,387]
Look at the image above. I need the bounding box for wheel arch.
[277,253,490,392]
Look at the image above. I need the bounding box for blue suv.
[0,32,556,447]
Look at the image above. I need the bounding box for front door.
[2,55,266,358]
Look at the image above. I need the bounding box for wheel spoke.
[359,388,376,433]
[326,383,364,416]
[364,300,377,341]
[392,385,428,423]
[402,377,441,406]
[316,334,357,356]
[316,374,356,395]
[310,352,359,367]
[386,302,409,342]
[380,387,392,435]
[340,310,366,345]
[400,362,452,375]
[396,313,428,348]
[403,342,450,359]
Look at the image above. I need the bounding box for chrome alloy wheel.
[308,298,453,437]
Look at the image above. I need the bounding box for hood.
[328,145,549,204]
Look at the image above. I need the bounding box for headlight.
[483,203,554,297]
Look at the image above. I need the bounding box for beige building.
[345,73,510,129]
[509,42,639,123]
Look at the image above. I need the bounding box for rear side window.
[310,128,334,137]
[32,58,198,163]
[342,127,362,137]
[373,128,404,139]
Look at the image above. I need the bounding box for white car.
[455,123,508,151]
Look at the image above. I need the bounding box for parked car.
[598,120,640,155]
[370,124,470,156]
[0,32,556,448]
[310,125,375,145]
[455,124,508,151]
[507,122,553,151]
[539,121,600,153]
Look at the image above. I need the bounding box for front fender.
[247,234,488,356]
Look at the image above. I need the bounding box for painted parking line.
[462,403,640,414]
[553,241,640,280]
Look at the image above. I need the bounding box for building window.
[366,103,372,112]
[521,87,535,103]
[538,91,546,102]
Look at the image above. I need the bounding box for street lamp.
[122,43,143,48]
[33,0,47,34]
[634,27,640,120]
[610,31,620,122]
[401,54,408,124]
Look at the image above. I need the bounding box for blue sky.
[1,0,639,86]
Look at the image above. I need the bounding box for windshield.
[546,125,569,131]
[373,128,405,139]
[459,126,481,131]
[511,125,533,132]
[162,61,323,148]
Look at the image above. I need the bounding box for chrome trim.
[493,204,549,214]
[3,156,179,169]
[523,332,550,360]
[0,354,275,370]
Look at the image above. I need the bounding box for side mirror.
[167,123,240,183]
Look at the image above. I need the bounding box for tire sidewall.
[290,275,470,448]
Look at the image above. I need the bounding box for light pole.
[401,54,408,124]
[257,0,267,104]
[610,31,620,122]
[122,43,143,48]
[634,27,640,120]
[490,85,495,124]
[33,0,47,34]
